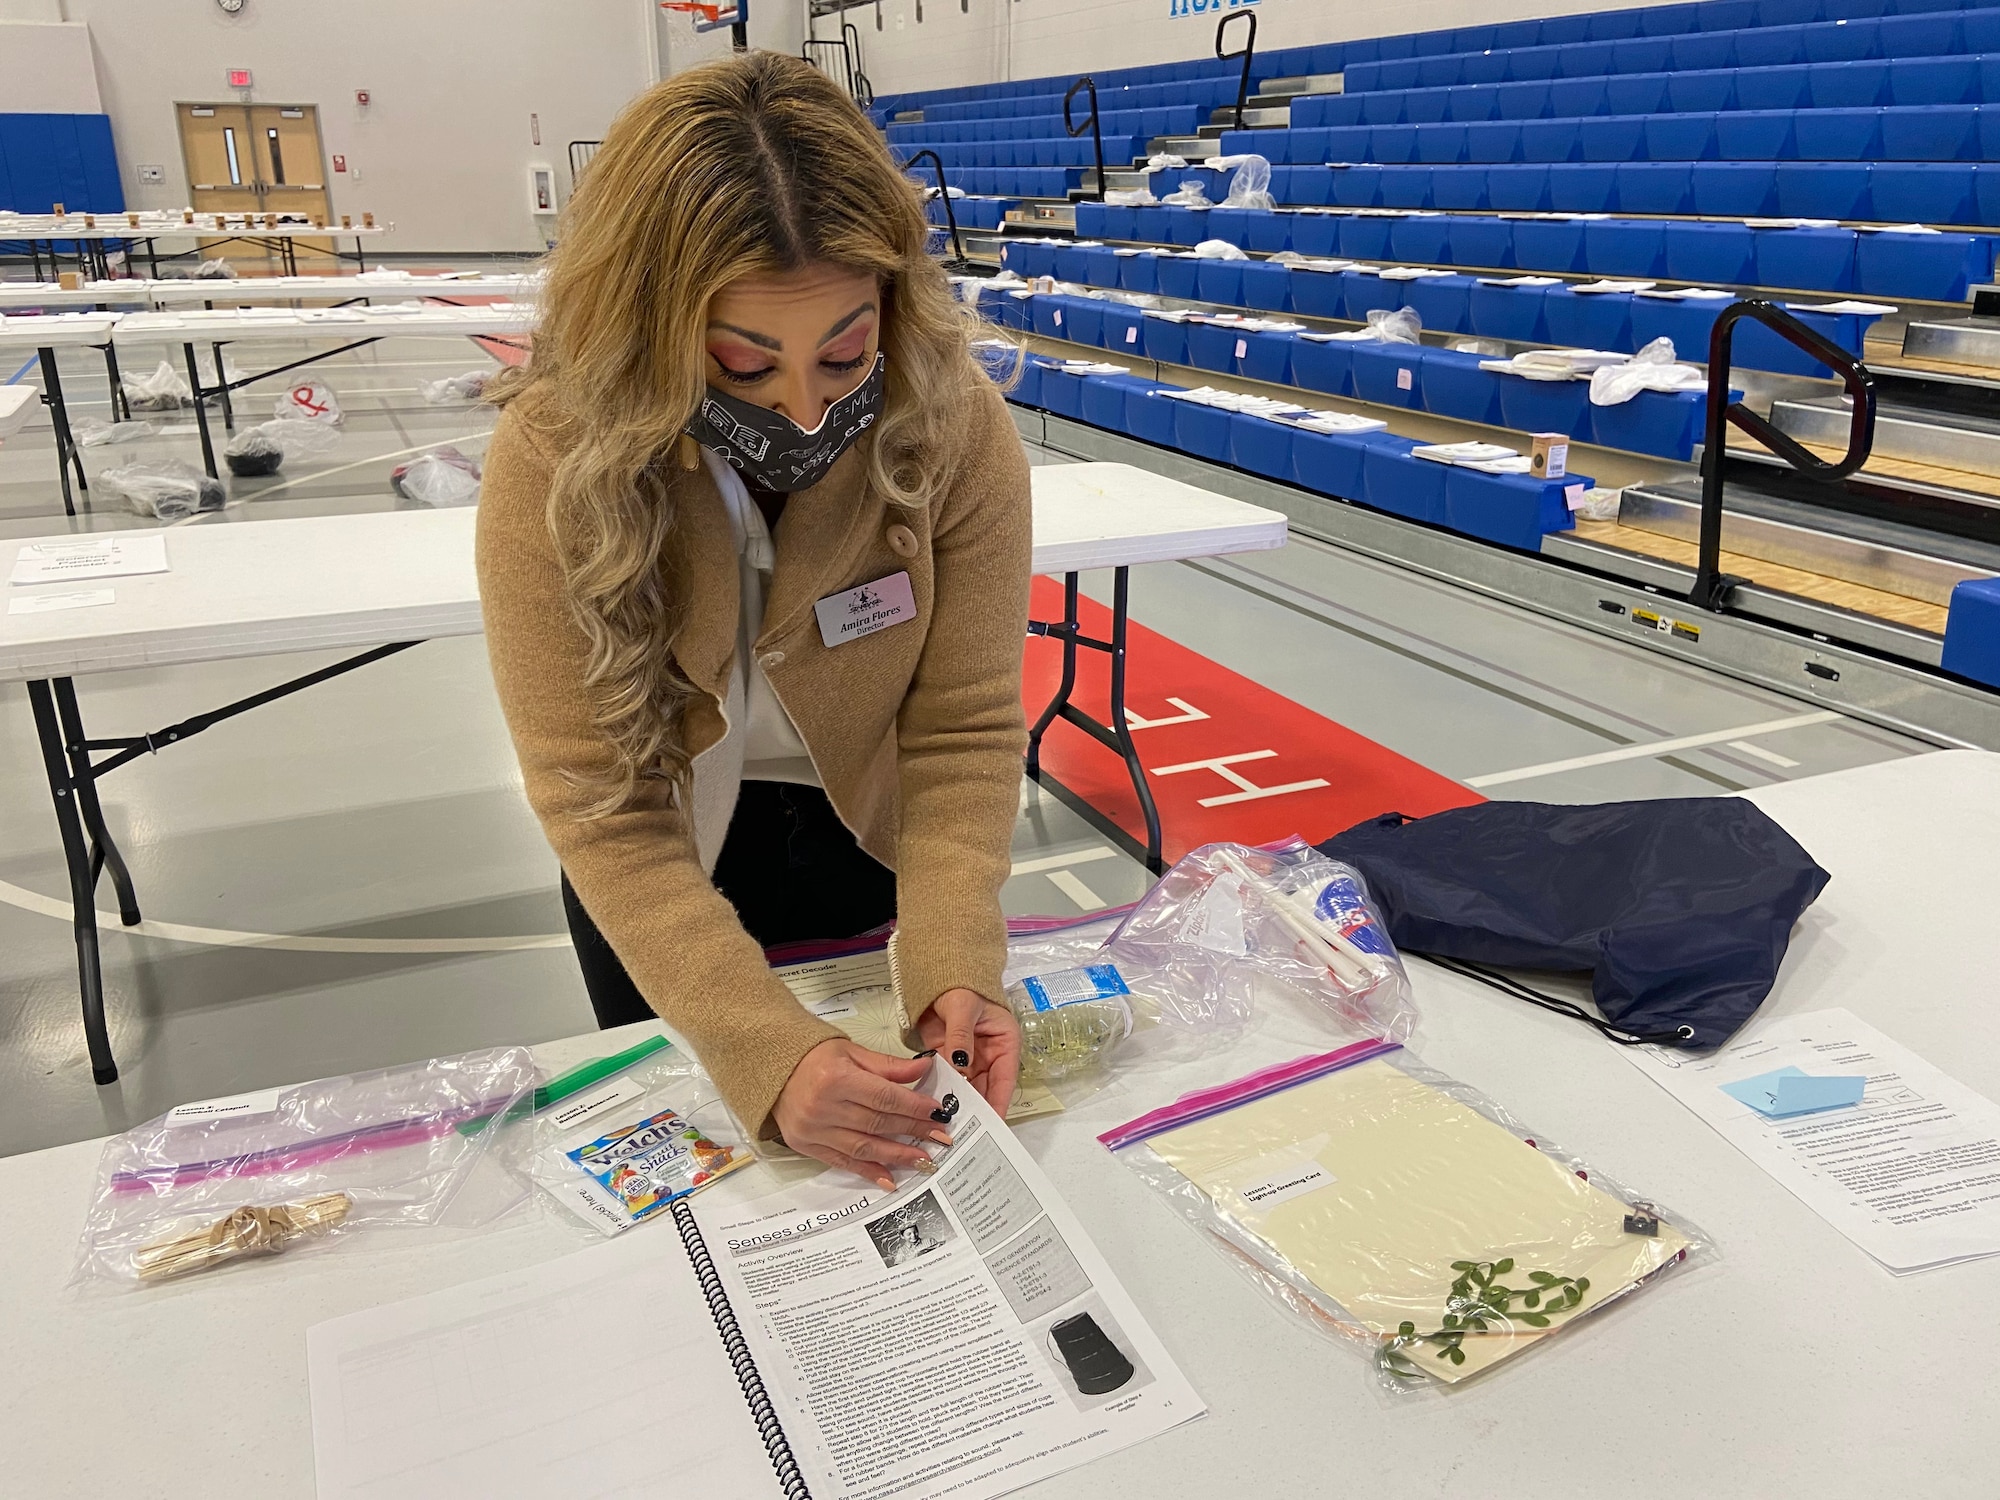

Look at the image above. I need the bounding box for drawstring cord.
[1412,952,1697,1048]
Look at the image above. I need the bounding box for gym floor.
[0,258,1929,1160]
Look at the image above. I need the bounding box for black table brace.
[28,641,419,1084]
[181,334,385,477]
[1026,567,1165,873]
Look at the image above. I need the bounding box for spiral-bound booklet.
[307,1056,1202,1499]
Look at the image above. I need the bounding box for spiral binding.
[673,1198,814,1499]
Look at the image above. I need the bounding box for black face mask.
[684,355,885,493]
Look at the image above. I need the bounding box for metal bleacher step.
[1148,135,1213,158]
[1079,168,1150,194]
[1205,105,1291,128]
[1612,477,2000,610]
[1773,394,2000,485]
[1257,73,1344,99]
[1901,311,2000,372]
[893,110,924,123]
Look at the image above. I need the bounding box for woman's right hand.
[773,1039,954,1189]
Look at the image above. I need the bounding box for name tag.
[814,571,917,647]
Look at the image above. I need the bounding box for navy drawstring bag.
[1316,799,1831,1049]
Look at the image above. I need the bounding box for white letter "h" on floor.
[1150,750,1330,808]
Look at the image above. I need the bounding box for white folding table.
[0,751,1993,1498]
[110,303,536,477]
[0,272,539,316]
[0,311,125,514]
[0,465,1287,1083]
[0,213,391,279]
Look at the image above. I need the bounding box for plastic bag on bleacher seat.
[274,379,344,427]
[192,258,238,280]
[122,361,192,412]
[1572,486,1622,522]
[1146,152,1188,171]
[1161,179,1212,207]
[1104,187,1158,206]
[418,369,493,404]
[1220,155,1275,212]
[1366,307,1422,346]
[1193,239,1247,260]
[100,458,225,520]
[1588,337,1707,406]
[392,446,481,507]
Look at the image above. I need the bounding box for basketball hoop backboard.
[660,0,742,32]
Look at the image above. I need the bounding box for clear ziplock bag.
[1001,912,1248,1094]
[1106,839,1417,1045]
[72,1047,538,1291]
[526,1034,755,1237]
[1102,1042,1708,1394]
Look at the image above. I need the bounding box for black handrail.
[1690,299,1877,611]
[1217,12,1259,130]
[802,36,856,98]
[844,22,874,104]
[1064,76,1107,204]
[567,140,601,183]
[903,148,967,270]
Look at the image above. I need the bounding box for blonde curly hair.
[492,50,988,815]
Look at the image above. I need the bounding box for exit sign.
[227,68,252,88]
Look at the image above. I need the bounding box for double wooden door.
[176,102,334,261]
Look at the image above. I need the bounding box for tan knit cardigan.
[476,378,1032,1138]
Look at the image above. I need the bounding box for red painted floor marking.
[1022,574,1483,861]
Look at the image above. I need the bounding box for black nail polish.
[951,1049,970,1068]
[930,1108,952,1123]
[941,1093,960,1118]
[913,1048,939,1059]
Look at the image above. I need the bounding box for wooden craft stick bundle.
[132,1192,353,1283]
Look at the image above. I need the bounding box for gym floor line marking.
[0,849,1130,953]
[0,876,571,953]
[1465,711,1846,788]
[1008,846,1121,874]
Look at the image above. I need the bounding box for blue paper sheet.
[1721,1066,1867,1118]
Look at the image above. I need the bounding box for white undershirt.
[705,450,820,788]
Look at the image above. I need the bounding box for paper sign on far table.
[9,534,167,586]
[1626,1007,2000,1274]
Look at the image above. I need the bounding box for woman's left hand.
[915,988,1020,1118]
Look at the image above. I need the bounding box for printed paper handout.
[1627,1007,2000,1273]
[308,1056,1201,1499]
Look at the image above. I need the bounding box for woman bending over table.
[478,51,1029,1188]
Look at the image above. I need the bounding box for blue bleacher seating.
[1942,577,2000,690]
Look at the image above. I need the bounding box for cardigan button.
[758,650,785,669]
[886,523,919,558]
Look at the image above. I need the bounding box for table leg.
[100,340,129,422]
[1106,567,1164,872]
[1025,569,1164,873]
[1025,572,1080,785]
[212,343,235,432]
[183,341,218,479]
[52,678,142,927]
[146,236,159,278]
[27,680,119,1085]
[37,347,84,518]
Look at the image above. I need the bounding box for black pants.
[560,781,899,1030]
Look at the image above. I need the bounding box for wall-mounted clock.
[217,0,246,14]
